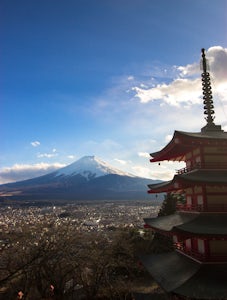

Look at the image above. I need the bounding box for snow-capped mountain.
[54,156,135,179]
[0,156,160,202]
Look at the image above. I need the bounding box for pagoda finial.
[201,48,215,126]
[200,49,223,133]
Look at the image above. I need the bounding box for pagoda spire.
[200,48,222,132]
[201,48,215,124]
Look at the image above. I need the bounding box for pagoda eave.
[140,251,227,299]
[144,213,196,233]
[144,213,227,236]
[148,170,227,193]
[150,130,227,162]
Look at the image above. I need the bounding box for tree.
[150,193,177,253]
[0,218,156,299]
[158,193,176,217]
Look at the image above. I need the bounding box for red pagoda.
[141,49,227,300]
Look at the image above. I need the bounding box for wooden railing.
[177,203,227,212]
[177,162,227,174]
[176,204,203,212]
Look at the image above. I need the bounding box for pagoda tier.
[144,212,227,236]
[148,170,227,192]
[150,130,227,163]
[148,170,227,212]
[144,212,227,263]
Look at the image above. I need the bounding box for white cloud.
[114,158,127,165]
[0,162,65,184]
[132,46,227,110]
[37,148,58,158]
[127,75,134,81]
[131,165,152,179]
[177,63,199,77]
[138,152,150,158]
[133,78,201,106]
[37,153,58,158]
[165,135,173,143]
[142,161,185,181]
[31,141,40,147]
[206,46,227,82]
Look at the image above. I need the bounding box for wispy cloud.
[37,153,57,158]
[114,158,127,165]
[131,165,152,179]
[37,148,58,158]
[31,141,40,147]
[0,162,65,184]
[132,78,201,106]
[132,46,227,109]
[138,152,150,158]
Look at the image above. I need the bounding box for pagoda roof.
[150,130,227,162]
[148,170,227,193]
[144,212,196,232]
[144,212,227,236]
[140,251,227,299]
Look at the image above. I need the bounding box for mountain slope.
[54,155,135,179]
[0,156,160,202]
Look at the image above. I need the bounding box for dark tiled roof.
[141,251,227,298]
[140,252,200,293]
[179,169,227,183]
[144,212,227,235]
[144,213,196,232]
[177,213,227,235]
[150,130,227,162]
[174,263,227,299]
[148,170,227,193]
[177,130,227,139]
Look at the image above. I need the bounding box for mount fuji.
[0,156,159,203]
[54,155,135,179]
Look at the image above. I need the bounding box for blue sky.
[1,0,227,184]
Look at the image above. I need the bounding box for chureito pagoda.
[141,49,227,300]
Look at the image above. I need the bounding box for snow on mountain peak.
[55,156,136,179]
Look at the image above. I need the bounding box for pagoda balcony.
[174,243,227,262]
[177,162,227,174]
[177,203,227,212]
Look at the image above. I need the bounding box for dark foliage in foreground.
[0,195,175,300]
[0,223,155,300]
